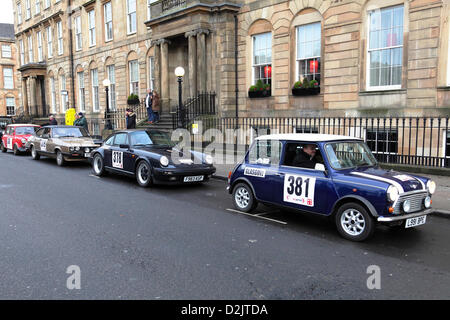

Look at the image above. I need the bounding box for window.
[47,26,53,58]
[147,0,157,20]
[28,35,33,63]
[45,0,50,9]
[88,10,96,47]
[6,98,15,116]
[50,76,56,113]
[367,5,404,90]
[127,0,137,34]
[25,0,30,19]
[78,71,85,112]
[35,0,40,15]
[37,31,43,61]
[75,16,82,51]
[17,2,22,24]
[57,21,63,55]
[19,40,25,65]
[114,133,129,146]
[366,128,398,163]
[60,74,68,111]
[282,143,324,169]
[129,60,139,95]
[2,45,11,58]
[3,68,14,89]
[91,68,99,112]
[107,65,116,111]
[149,56,155,90]
[296,22,321,84]
[104,2,113,41]
[248,140,282,166]
[252,32,272,85]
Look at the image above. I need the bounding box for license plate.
[183,175,204,182]
[405,215,427,228]
[85,153,91,158]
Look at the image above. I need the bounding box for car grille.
[394,191,427,215]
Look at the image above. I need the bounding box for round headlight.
[85,147,90,153]
[426,180,436,194]
[69,147,74,152]
[160,156,169,167]
[424,196,431,208]
[387,185,399,202]
[205,155,213,165]
[402,200,411,213]
[75,146,80,151]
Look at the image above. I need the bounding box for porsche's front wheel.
[136,161,152,188]
[92,153,105,176]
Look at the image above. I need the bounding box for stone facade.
[0,24,19,117]
[12,0,450,130]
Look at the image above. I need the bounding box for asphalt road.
[0,151,450,300]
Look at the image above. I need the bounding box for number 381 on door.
[283,174,316,207]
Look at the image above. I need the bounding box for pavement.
[1,151,450,299]
[210,159,450,218]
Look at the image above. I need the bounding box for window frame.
[3,68,14,89]
[25,0,31,20]
[75,15,82,51]
[107,64,116,111]
[366,5,404,91]
[50,76,56,113]
[35,0,41,15]
[78,71,85,112]
[60,74,67,112]
[295,22,321,84]
[37,31,43,61]
[91,68,99,112]
[126,0,137,35]
[57,21,63,55]
[17,2,22,24]
[88,10,96,47]
[148,56,155,90]
[1,45,12,58]
[6,97,15,116]
[129,59,139,96]
[252,32,272,86]
[104,2,113,42]
[27,35,33,63]
[19,39,25,65]
[44,0,50,9]
[47,26,53,58]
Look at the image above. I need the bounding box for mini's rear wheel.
[232,183,257,213]
[31,146,40,160]
[335,202,375,241]
[136,161,152,187]
[92,153,105,176]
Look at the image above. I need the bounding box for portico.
[18,63,48,118]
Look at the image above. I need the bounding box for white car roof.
[255,134,363,142]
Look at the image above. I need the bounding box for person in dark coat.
[292,144,319,169]
[49,114,58,125]
[73,112,89,132]
[145,89,154,123]
[126,108,136,129]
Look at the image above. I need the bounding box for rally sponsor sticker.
[393,174,415,182]
[40,140,47,152]
[244,167,266,178]
[112,151,123,169]
[7,138,12,150]
[283,174,316,207]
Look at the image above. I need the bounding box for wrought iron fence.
[184,116,450,168]
[172,92,216,129]
[106,99,147,130]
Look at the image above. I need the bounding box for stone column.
[197,29,209,93]
[30,76,37,117]
[153,42,161,97]
[160,39,171,113]
[185,31,197,98]
[22,78,29,116]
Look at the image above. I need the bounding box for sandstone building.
[0,23,19,117]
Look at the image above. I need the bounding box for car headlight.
[387,185,399,202]
[424,196,432,208]
[160,156,169,167]
[426,180,436,194]
[205,155,213,165]
[85,148,90,153]
[69,147,74,152]
[402,200,411,213]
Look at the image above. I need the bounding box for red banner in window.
[264,66,272,78]
[309,60,318,73]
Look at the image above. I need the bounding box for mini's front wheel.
[335,202,375,241]
[232,183,257,213]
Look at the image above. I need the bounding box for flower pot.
[127,98,140,105]
[292,87,320,96]
[248,91,261,98]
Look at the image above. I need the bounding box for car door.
[102,135,115,168]
[273,141,338,216]
[4,126,13,150]
[242,139,282,203]
[39,128,51,154]
[110,133,134,173]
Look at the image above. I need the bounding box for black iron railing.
[183,116,450,168]
[172,92,216,129]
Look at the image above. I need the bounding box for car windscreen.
[130,131,176,147]
[15,127,39,135]
[325,141,377,170]
[52,127,89,138]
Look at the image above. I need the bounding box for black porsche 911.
[90,129,216,187]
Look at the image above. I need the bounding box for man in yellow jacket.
[65,107,76,126]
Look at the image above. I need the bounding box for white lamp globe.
[175,66,185,77]
[103,79,111,87]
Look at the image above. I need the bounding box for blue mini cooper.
[227,134,436,241]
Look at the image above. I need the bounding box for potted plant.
[127,93,140,105]
[292,78,320,96]
[248,80,271,98]
[248,85,259,98]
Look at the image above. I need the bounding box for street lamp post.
[175,66,185,128]
[103,78,112,130]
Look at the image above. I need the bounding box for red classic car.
[1,124,41,155]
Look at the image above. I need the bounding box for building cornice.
[15,10,64,38]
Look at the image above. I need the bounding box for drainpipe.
[234,13,239,122]
[68,0,76,108]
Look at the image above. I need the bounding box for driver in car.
[292,144,320,169]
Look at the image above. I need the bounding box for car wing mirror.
[119,144,130,150]
[315,163,328,176]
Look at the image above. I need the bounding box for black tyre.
[335,202,375,242]
[56,150,66,167]
[136,161,153,187]
[1,142,7,153]
[31,145,40,160]
[13,144,19,156]
[92,153,105,176]
[232,182,258,213]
